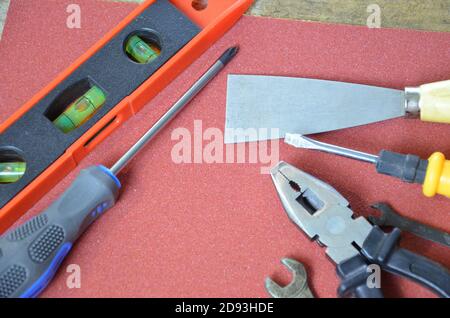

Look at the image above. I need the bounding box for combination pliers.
[271,161,450,298]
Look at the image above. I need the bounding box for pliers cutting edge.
[271,161,450,298]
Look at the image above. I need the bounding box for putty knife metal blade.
[224,75,405,143]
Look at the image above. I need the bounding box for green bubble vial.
[125,35,160,64]
[53,86,106,134]
[0,162,26,184]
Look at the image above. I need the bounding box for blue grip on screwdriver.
[0,166,120,298]
[0,47,237,298]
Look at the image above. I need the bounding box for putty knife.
[224,75,450,143]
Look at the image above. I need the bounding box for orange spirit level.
[0,0,253,233]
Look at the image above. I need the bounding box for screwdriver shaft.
[0,47,239,299]
[285,134,379,164]
[110,47,239,175]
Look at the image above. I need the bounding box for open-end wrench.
[265,258,314,298]
[369,203,450,248]
[271,162,450,297]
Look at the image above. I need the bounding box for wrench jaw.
[265,277,292,298]
[271,162,374,265]
[368,203,391,226]
[265,258,313,298]
[369,203,450,248]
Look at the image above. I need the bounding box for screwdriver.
[0,46,239,298]
[285,134,450,199]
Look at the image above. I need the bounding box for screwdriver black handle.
[0,166,120,298]
[376,150,428,184]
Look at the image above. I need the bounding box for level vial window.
[0,162,26,184]
[125,34,161,64]
[53,85,106,134]
[0,148,26,184]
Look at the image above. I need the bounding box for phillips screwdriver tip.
[219,46,239,65]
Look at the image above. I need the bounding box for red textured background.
[0,0,449,298]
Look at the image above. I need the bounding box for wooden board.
[248,0,450,32]
[1,0,448,38]
[107,0,450,32]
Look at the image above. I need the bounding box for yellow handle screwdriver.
[285,134,450,199]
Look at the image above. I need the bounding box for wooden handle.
[419,80,450,124]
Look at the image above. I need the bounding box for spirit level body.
[0,0,253,233]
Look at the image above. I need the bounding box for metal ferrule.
[404,86,421,117]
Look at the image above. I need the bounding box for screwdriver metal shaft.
[285,133,450,199]
[285,133,379,164]
[0,47,239,298]
[111,46,239,175]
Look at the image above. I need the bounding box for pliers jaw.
[270,161,450,298]
[270,161,373,264]
[270,161,349,211]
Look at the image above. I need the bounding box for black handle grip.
[0,166,120,298]
[361,226,450,298]
[337,254,384,298]
[376,150,428,184]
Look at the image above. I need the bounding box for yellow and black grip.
[0,166,120,298]
[375,150,450,198]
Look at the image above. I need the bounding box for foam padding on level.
[1,0,450,298]
[0,0,200,209]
